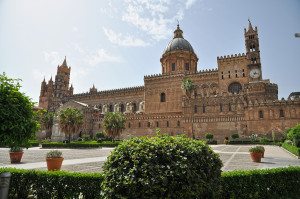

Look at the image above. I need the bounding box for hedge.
[0,167,299,198]
[282,142,300,157]
[221,166,300,199]
[0,168,103,199]
[41,141,121,148]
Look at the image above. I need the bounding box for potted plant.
[9,146,24,163]
[46,150,64,171]
[257,145,265,158]
[249,146,264,162]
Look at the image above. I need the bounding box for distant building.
[39,21,300,141]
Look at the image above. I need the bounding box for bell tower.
[244,19,262,81]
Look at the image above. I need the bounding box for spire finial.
[62,56,67,66]
[174,22,183,38]
[248,18,253,31]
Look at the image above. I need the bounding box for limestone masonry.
[39,21,300,141]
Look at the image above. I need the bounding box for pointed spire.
[92,84,95,89]
[173,23,183,38]
[62,56,67,66]
[43,76,46,82]
[70,84,73,88]
[248,18,253,31]
[49,76,53,82]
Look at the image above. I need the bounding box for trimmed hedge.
[41,141,121,148]
[1,167,300,198]
[222,167,300,199]
[0,168,103,199]
[282,142,300,157]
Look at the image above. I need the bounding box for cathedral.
[39,21,300,141]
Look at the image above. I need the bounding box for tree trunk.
[68,134,71,143]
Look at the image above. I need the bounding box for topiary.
[101,135,222,198]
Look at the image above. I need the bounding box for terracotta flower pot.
[261,151,265,158]
[9,151,24,164]
[46,157,64,171]
[250,152,262,162]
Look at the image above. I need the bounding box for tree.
[205,133,214,141]
[102,112,125,139]
[0,73,38,148]
[36,109,54,138]
[181,77,195,97]
[59,108,83,142]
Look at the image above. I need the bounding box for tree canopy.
[0,73,38,148]
[59,107,83,142]
[102,112,126,139]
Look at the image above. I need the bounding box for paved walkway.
[0,145,299,173]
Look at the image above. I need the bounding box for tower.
[38,57,74,111]
[160,25,198,75]
[244,19,262,81]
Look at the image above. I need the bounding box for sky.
[0,0,299,103]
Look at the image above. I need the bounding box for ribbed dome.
[163,25,194,55]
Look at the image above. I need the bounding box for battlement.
[217,53,246,61]
[72,86,144,97]
[196,68,218,74]
[247,97,300,108]
[144,73,163,79]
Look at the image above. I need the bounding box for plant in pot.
[257,145,265,158]
[9,146,24,163]
[249,146,264,162]
[0,73,38,164]
[46,150,64,171]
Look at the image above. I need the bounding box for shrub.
[205,133,214,140]
[259,137,271,144]
[46,150,63,158]
[221,167,300,198]
[95,131,105,139]
[41,141,121,148]
[231,133,239,139]
[287,124,300,147]
[0,168,103,199]
[82,134,91,141]
[101,135,222,198]
[249,146,264,153]
[282,142,300,157]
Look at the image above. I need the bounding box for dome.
[163,25,194,55]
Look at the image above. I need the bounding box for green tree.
[59,108,83,142]
[205,133,214,141]
[0,73,38,149]
[36,109,54,138]
[181,77,195,96]
[102,112,126,139]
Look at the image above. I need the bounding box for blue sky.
[0,0,299,103]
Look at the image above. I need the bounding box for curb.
[280,146,300,159]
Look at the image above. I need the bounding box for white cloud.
[43,51,60,65]
[185,0,198,9]
[86,49,122,66]
[119,0,198,41]
[103,27,149,47]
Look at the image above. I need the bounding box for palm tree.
[181,77,195,97]
[59,108,83,142]
[102,112,126,140]
[37,110,54,138]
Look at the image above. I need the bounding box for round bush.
[101,135,222,198]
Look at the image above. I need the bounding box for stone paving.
[0,145,299,173]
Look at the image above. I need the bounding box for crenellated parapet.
[217,53,246,62]
[72,86,144,98]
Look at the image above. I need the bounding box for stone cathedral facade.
[39,21,300,141]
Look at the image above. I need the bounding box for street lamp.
[295,33,300,38]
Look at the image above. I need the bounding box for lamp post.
[295,33,300,38]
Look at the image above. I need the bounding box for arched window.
[177,121,180,127]
[259,110,264,119]
[120,104,125,113]
[280,109,284,118]
[138,122,141,128]
[156,121,159,127]
[98,105,102,112]
[229,103,232,112]
[109,104,113,112]
[147,122,151,127]
[171,63,176,71]
[185,63,190,71]
[202,104,206,113]
[132,103,137,112]
[160,92,166,102]
[228,82,242,94]
[166,121,169,127]
[128,122,131,128]
[220,104,223,112]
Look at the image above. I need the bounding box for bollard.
[0,172,11,199]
